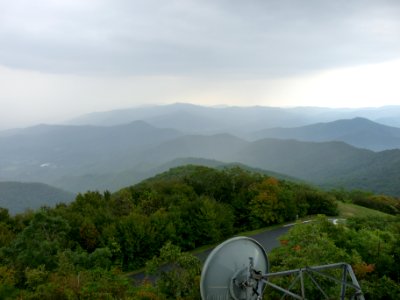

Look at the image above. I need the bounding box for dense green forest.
[0,165,399,299]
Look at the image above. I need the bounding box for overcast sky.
[1,0,400,129]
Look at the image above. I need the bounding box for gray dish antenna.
[200,236,365,300]
[200,236,268,300]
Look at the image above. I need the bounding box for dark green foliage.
[178,197,234,248]
[268,216,400,299]
[117,212,157,270]
[146,242,201,300]
[2,211,70,271]
[304,189,339,216]
[0,209,15,248]
[361,276,400,300]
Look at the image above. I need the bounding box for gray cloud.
[1,0,400,78]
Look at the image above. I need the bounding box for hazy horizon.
[2,102,400,131]
[1,0,400,129]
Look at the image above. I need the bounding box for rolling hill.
[0,182,75,214]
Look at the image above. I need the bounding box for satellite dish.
[201,236,365,300]
[200,236,269,300]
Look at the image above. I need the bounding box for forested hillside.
[234,139,400,196]
[0,165,399,298]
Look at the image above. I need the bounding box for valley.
[1,104,400,211]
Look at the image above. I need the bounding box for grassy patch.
[337,201,391,218]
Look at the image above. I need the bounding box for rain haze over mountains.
[1,0,400,129]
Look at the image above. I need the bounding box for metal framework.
[232,261,365,300]
[201,236,366,300]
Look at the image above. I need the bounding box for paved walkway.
[130,224,292,283]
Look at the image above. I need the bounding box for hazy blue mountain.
[0,182,75,214]
[112,133,398,194]
[142,133,247,164]
[140,136,400,196]
[376,116,400,128]
[50,157,299,193]
[251,118,400,151]
[0,121,182,183]
[234,139,374,182]
[323,148,400,195]
[68,103,312,133]
[66,103,400,133]
[2,104,400,196]
[353,106,400,126]
[145,110,228,134]
[67,103,211,127]
[232,138,400,195]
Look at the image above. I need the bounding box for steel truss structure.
[248,262,365,300]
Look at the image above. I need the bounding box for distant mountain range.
[67,103,400,131]
[251,117,400,151]
[1,103,400,207]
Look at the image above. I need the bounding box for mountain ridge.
[0,181,75,214]
[251,117,400,151]
[65,103,400,131]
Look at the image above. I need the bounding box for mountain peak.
[253,117,400,151]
